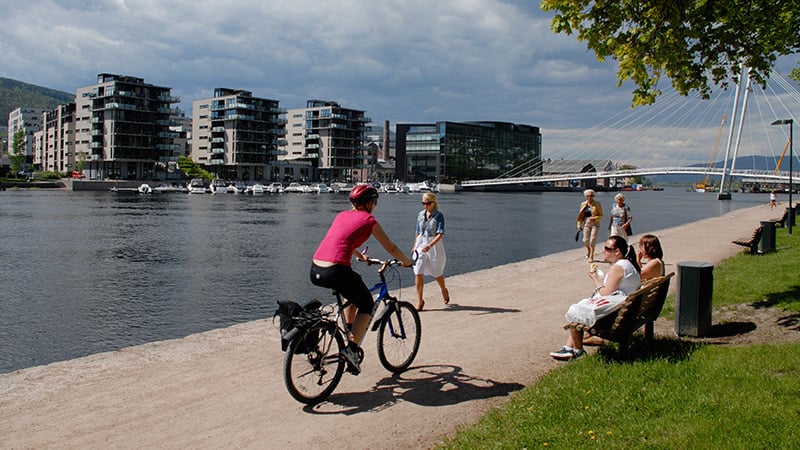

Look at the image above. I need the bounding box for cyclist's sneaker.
[341,343,363,375]
[549,346,586,361]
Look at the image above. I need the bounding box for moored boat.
[188,178,207,194]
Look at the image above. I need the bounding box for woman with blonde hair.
[412,192,449,311]
[577,189,603,261]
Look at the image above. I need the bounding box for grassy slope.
[441,227,800,449]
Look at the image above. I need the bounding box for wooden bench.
[769,209,789,228]
[564,273,674,352]
[731,225,764,254]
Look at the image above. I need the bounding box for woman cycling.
[310,184,413,374]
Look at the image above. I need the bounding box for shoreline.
[0,203,785,449]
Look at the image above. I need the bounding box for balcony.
[209,158,225,165]
[211,137,225,143]
[157,94,181,103]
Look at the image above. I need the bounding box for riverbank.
[0,203,785,448]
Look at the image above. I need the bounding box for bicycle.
[279,257,422,405]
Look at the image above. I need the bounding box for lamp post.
[771,119,793,235]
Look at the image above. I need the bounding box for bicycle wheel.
[283,321,345,405]
[376,300,421,373]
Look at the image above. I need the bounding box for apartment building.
[192,88,286,181]
[7,107,46,168]
[395,121,542,183]
[33,103,78,174]
[75,73,180,180]
[281,100,370,183]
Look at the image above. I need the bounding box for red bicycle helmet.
[349,184,379,205]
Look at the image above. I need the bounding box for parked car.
[71,171,86,179]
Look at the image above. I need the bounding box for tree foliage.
[540,0,800,106]
[10,129,26,174]
[177,156,213,181]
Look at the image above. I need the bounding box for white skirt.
[413,235,447,277]
[565,293,627,326]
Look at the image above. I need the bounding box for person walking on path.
[577,189,604,261]
[412,192,449,311]
[770,190,777,209]
[310,185,413,374]
[608,193,632,238]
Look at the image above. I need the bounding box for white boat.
[188,178,207,194]
[310,183,331,193]
[332,182,355,193]
[153,183,186,193]
[249,183,266,195]
[284,182,310,193]
[267,182,283,194]
[226,182,245,194]
[210,178,227,194]
[137,183,153,194]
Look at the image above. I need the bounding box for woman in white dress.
[412,192,449,311]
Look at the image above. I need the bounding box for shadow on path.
[306,364,525,415]
[439,303,521,315]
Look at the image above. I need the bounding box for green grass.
[662,226,800,317]
[440,226,800,449]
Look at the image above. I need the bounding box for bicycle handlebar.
[361,257,404,267]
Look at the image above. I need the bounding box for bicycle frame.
[331,258,404,338]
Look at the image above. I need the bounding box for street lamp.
[771,119,793,235]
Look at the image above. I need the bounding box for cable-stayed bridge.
[461,69,799,194]
[461,167,797,188]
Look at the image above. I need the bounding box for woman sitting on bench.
[550,235,641,361]
[637,234,665,282]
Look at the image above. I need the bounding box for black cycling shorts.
[310,263,374,314]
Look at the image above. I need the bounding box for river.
[0,187,766,373]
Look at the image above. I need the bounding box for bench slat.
[732,225,763,254]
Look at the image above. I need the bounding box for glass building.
[395,121,541,183]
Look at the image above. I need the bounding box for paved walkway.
[0,203,781,449]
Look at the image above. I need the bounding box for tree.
[540,0,800,106]
[10,129,26,176]
[791,66,800,83]
[177,156,213,181]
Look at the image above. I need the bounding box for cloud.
[1,0,797,167]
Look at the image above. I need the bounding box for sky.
[1,0,798,166]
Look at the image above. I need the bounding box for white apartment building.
[7,107,46,168]
[33,104,79,174]
[75,73,181,180]
[281,100,370,183]
[192,88,286,181]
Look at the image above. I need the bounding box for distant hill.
[649,155,793,184]
[1,77,74,126]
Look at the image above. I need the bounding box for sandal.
[416,300,425,311]
[443,289,450,305]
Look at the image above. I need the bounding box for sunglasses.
[603,246,616,252]
[422,201,432,205]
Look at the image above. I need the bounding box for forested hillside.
[1,77,74,123]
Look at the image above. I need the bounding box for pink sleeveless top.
[313,210,377,266]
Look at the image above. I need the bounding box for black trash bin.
[759,220,776,253]
[675,261,713,337]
